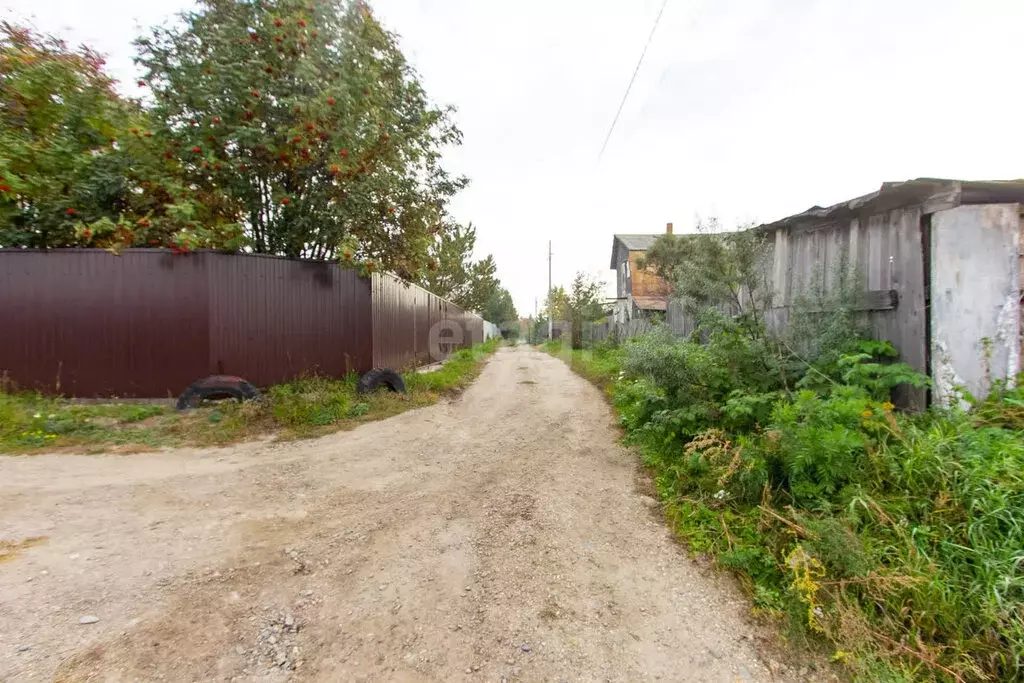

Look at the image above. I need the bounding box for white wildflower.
[714,489,726,500]
[33,413,41,419]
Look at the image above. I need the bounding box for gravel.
[0,347,813,682]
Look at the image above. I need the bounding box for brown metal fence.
[0,249,482,397]
[371,272,483,371]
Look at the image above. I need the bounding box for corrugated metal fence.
[0,250,484,397]
[371,272,483,371]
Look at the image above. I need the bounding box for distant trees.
[418,222,493,309]
[0,1,474,279]
[549,272,605,348]
[484,287,518,326]
[416,220,517,319]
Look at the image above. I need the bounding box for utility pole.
[547,240,553,341]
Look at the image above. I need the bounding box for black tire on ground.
[175,375,261,411]
[357,368,406,394]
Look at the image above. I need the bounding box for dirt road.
[1,346,784,682]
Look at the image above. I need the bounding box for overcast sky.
[4,0,1023,315]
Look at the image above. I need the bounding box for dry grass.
[0,536,48,563]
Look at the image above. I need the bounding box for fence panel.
[765,207,926,408]
[207,253,372,386]
[0,249,210,397]
[371,273,483,370]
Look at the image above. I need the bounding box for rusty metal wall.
[371,272,484,370]
[0,250,374,397]
[0,249,210,397]
[207,253,373,386]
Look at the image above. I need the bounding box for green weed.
[550,324,1023,682]
[0,339,499,454]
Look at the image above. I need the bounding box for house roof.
[614,234,661,250]
[609,234,661,268]
[758,178,1024,232]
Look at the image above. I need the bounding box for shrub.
[559,316,1021,680]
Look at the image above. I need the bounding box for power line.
[597,0,671,161]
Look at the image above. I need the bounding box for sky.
[4,0,1024,316]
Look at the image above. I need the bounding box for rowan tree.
[0,23,135,247]
[0,21,245,252]
[135,0,466,274]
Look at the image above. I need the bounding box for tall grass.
[547,331,1024,681]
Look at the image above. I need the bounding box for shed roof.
[633,296,668,311]
[759,178,1024,232]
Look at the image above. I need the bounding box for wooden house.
[609,223,674,322]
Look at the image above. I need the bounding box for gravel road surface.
[0,346,790,682]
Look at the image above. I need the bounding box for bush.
[556,317,1023,681]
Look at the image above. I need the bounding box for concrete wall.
[930,204,1021,405]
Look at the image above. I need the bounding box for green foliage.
[417,221,504,312]
[640,219,770,335]
[552,318,1019,681]
[972,376,1024,430]
[797,339,931,401]
[548,272,605,349]
[484,286,518,325]
[0,391,168,449]
[784,262,867,367]
[268,375,354,426]
[0,21,248,252]
[621,322,787,443]
[0,23,138,247]
[404,337,499,393]
[1,1,475,273]
[135,0,466,272]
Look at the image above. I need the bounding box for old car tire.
[176,375,261,410]
[357,368,405,394]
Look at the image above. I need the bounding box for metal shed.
[759,178,1024,409]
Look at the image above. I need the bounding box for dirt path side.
[1,346,787,682]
